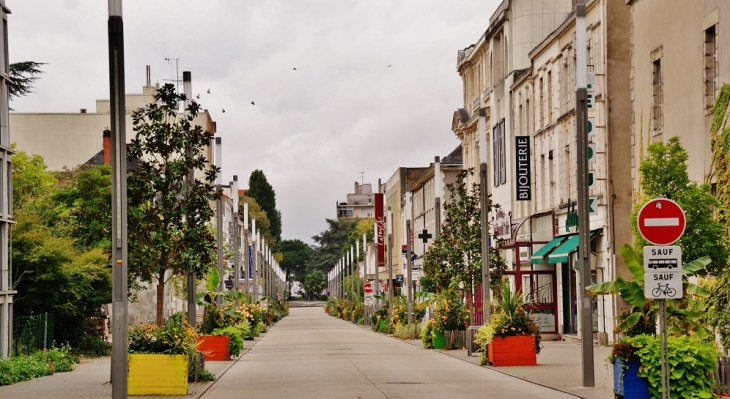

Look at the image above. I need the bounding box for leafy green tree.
[279,239,312,291]
[53,165,112,251]
[9,61,45,102]
[243,195,274,248]
[632,136,727,274]
[11,151,111,347]
[303,270,327,300]
[247,170,282,247]
[344,218,374,261]
[306,218,359,274]
[422,169,506,313]
[127,83,218,325]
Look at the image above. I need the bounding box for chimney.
[103,129,111,165]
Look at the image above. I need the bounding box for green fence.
[12,313,53,355]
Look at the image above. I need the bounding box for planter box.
[488,335,537,366]
[432,332,446,349]
[128,354,188,395]
[613,358,651,399]
[197,335,231,361]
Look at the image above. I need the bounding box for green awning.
[530,236,568,264]
[547,230,599,264]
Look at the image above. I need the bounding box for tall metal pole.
[434,156,441,240]
[252,220,258,300]
[387,208,394,318]
[108,1,128,396]
[373,219,380,310]
[182,70,197,326]
[350,246,354,299]
[356,239,360,300]
[232,176,240,308]
[406,220,413,323]
[243,199,249,302]
[575,3,595,387]
[478,108,491,324]
[215,138,224,303]
[659,299,669,399]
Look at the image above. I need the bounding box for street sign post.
[637,198,686,245]
[643,246,683,300]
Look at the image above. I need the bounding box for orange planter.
[197,335,230,361]
[488,335,537,366]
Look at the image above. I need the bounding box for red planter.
[488,335,537,366]
[197,335,230,361]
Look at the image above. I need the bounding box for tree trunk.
[157,280,165,326]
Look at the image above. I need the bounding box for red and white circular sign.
[637,198,686,245]
[363,283,373,294]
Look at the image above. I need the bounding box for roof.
[441,144,463,166]
[84,148,144,170]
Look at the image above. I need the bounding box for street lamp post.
[214,138,224,303]
[108,1,128,397]
[232,176,240,308]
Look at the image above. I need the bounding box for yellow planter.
[128,354,188,395]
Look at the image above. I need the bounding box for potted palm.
[475,280,540,366]
[587,244,712,398]
[196,266,239,361]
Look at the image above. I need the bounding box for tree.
[247,170,282,247]
[302,270,327,300]
[279,239,313,290]
[422,169,506,313]
[243,195,274,247]
[127,83,218,325]
[633,136,727,275]
[9,61,46,102]
[53,165,112,251]
[306,218,359,274]
[11,151,111,347]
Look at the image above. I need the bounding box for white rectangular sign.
[643,246,683,299]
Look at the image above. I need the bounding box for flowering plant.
[475,280,541,364]
[433,289,469,333]
[128,313,198,357]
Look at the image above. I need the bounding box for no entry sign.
[363,283,372,294]
[637,198,686,245]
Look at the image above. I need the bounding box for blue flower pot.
[613,358,650,399]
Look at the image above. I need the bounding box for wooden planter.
[197,335,231,361]
[128,354,188,395]
[613,358,651,399]
[488,335,537,366]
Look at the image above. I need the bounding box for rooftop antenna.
[163,56,181,94]
[359,172,365,185]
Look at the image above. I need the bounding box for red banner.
[375,193,385,267]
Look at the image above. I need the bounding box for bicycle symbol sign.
[643,246,683,299]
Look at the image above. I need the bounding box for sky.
[9,0,501,245]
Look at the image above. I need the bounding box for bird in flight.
[222,109,226,113]
[207,88,211,94]
[293,67,297,71]
[196,94,200,99]
[387,64,392,68]
[251,101,255,105]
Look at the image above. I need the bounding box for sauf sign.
[515,136,531,201]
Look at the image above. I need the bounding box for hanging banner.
[515,136,531,201]
[375,193,385,267]
[248,246,253,278]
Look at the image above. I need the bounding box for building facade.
[451,0,631,343]
[628,0,730,185]
[336,182,375,220]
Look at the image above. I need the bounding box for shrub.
[71,335,111,357]
[394,322,419,340]
[0,344,79,386]
[421,320,435,349]
[211,326,244,357]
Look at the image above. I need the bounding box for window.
[492,119,506,186]
[652,59,663,131]
[705,25,718,108]
[547,71,553,123]
[539,77,544,128]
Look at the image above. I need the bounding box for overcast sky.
[9,0,501,245]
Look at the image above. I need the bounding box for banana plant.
[196,266,242,334]
[586,244,710,336]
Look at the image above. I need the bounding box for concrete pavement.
[0,305,614,398]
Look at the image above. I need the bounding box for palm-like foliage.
[587,244,710,336]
